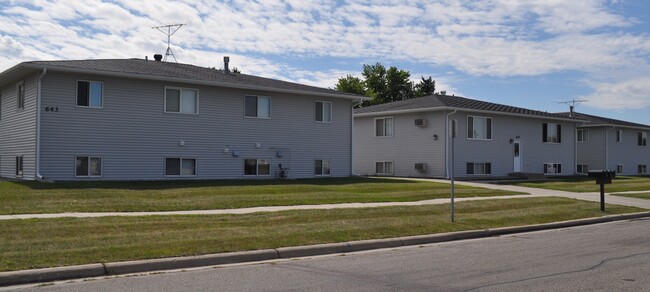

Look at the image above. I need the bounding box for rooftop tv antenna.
[152,23,185,63]
[558,99,587,117]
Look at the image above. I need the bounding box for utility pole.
[152,23,186,63]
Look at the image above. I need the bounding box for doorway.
[513,140,522,172]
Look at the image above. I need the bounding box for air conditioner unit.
[415,163,427,172]
[414,118,427,127]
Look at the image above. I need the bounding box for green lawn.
[611,192,650,200]
[0,178,521,214]
[513,176,650,193]
[0,197,642,272]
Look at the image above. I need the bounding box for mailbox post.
[587,170,616,211]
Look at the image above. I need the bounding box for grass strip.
[0,197,643,272]
[513,176,650,193]
[0,177,520,214]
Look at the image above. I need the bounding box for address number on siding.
[44,106,59,112]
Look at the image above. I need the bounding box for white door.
[514,140,522,172]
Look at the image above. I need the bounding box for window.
[375,117,393,137]
[616,130,623,143]
[639,165,647,174]
[577,164,589,174]
[165,87,198,114]
[577,129,589,142]
[75,156,102,177]
[314,101,332,123]
[617,165,623,174]
[15,156,23,176]
[77,81,103,108]
[244,96,270,118]
[375,161,393,175]
[466,163,491,175]
[165,158,196,176]
[544,163,562,174]
[543,123,562,143]
[17,81,25,109]
[315,159,331,176]
[244,159,271,176]
[467,116,492,140]
[638,132,647,146]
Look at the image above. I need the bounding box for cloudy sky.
[2,0,650,124]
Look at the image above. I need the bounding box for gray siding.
[0,75,38,179]
[578,127,650,175]
[354,110,577,178]
[39,72,352,180]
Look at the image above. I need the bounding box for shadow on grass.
[8,177,421,191]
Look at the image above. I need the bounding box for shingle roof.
[557,112,650,129]
[19,59,365,99]
[355,94,574,120]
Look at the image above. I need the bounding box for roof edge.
[355,106,583,122]
[17,63,369,101]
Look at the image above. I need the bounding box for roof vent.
[440,90,447,95]
[224,56,230,72]
[153,54,163,62]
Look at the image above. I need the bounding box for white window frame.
[75,156,103,177]
[375,161,394,175]
[577,164,589,174]
[164,157,197,177]
[543,163,562,175]
[639,164,647,174]
[617,165,623,174]
[374,117,394,138]
[244,158,271,176]
[543,123,561,144]
[244,95,271,119]
[467,116,492,140]
[15,155,23,176]
[616,130,623,143]
[314,101,332,123]
[466,162,492,175]
[164,86,199,114]
[314,159,331,176]
[76,80,104,108]
[577,129,589,142]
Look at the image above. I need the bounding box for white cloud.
[584,77,650,110]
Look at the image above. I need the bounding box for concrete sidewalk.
[0,194,531,220]
[1,178,649,220]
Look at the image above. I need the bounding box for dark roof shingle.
[22,59,363,99]
[556,112,650,129]
[355,94,573,120]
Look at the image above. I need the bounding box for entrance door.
[513,140,522,172]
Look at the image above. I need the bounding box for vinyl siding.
[577,127,650,175]
[0,75,38,179]
[39,72,352,180]
[354,110,577,178]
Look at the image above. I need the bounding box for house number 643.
[44,106,59,112]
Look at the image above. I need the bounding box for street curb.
[2,211,649,287]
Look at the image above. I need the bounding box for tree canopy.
[335,63,436,106]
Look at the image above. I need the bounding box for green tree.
[336,63,436,106]
[414,76,435,97]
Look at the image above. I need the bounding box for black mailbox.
[588,170,616,185]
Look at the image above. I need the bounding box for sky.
[1,0,650,124]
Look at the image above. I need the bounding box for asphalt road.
[10,218,650,292]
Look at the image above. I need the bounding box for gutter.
[35,67,47,180]
[19,64,369,101]
[355,106,582,123]
[445,109,458,178]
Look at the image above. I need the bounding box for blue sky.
[1,0,649,124]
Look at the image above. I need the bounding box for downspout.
[350,99,362,176]
[445,109,457,178]
[35,67,47,180]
